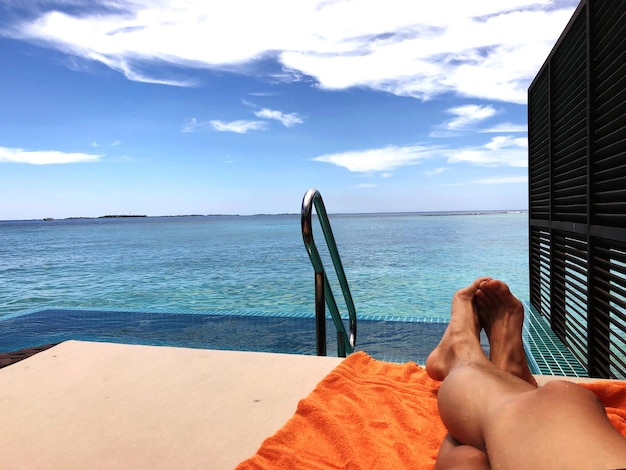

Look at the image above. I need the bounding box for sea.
[0,212,529,321]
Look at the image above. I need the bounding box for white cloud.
[425,167,447,177]
[210,119,268,133]
[183,117,267,133]
[432,104,499,136]
[485,135,527,150]
[90,52,197,87]
[182,117,210,133]
[447,136,528,167]
[480,123,527,133]
[1,0,578,103]
[473,175,528,184]
[314,135,528,173]
[254,108,304,127]
[445,105,498,130]
[0,146,102,165]
[313,145,438,172]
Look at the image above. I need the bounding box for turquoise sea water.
[0,212,529,321]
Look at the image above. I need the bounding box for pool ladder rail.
[301,189,357,357]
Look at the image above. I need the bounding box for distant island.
[35,210,526,223]
[61,215,147,220]
[43,214,242,221]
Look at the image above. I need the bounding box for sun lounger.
[1,341,624,469]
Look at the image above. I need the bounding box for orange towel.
[578,380,626,436]
[236,351,444,469]
[237,352,626,469]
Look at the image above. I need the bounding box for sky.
[0,0,579,220]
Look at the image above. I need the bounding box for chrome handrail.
[301,188,357,357]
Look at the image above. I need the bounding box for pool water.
[0,308,453,364]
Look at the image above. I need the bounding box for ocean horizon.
[3,208,528,223]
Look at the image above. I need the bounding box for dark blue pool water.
[0,309,451,363]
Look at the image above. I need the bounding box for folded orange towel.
[236,351,444,469]
[237,352,626,469]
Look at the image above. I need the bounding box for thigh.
[485,381,626,470]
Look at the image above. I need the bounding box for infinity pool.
[0,308,450,364]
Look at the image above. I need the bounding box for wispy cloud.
[0,146,102,165]
[314,135,527,173]
[182,118,211,133]
[183,117,267,134]
[184,107,301,133]
[479,123,527,133]
[485,135,527,151]
[444,105,498,130]
[253,108,304,127]
[447,136,528,167]
[425,167,447,177]
[93,53,197,87]
[1,0,578,103]
[473,175,528,185]
[210,119,268,133]
[313,145,439,173]
[431,104,499,136]
[93,139,123,147]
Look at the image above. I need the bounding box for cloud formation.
[0,146,101,165]
[254,108,303,127]
[314,135,528,173]
[444,105,498,130]
[430,104,501,136]
[425,167,447,177]
[182,117,268,133]
[473,175,528,184]
[184,106,303,133]
[1,0,577,104]
[182,118,211,133]
[313,145,440,172]
[480,123,527,133]
[210,120,268,133]
[447,136,528,167]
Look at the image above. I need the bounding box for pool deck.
[0,341,343,470]
[0,340,610,469]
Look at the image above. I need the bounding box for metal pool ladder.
[301,188,357,357]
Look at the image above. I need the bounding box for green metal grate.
[522,301,589,377]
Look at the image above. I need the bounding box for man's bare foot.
[426,277,492,381]
[475,279,537,386]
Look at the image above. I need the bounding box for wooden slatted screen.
[528,0,626,379]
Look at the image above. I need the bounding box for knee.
[508,379,608,426]
[539,380,603,409]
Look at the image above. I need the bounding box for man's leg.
[426,277,498,469]
[427,278,626,470]
[434,433,489,470]
[475,279,536,386]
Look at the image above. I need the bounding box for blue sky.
[0,0,578,220]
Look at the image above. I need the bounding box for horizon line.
[1,209,529,223]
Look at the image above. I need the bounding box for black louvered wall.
[528,0,626,379]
